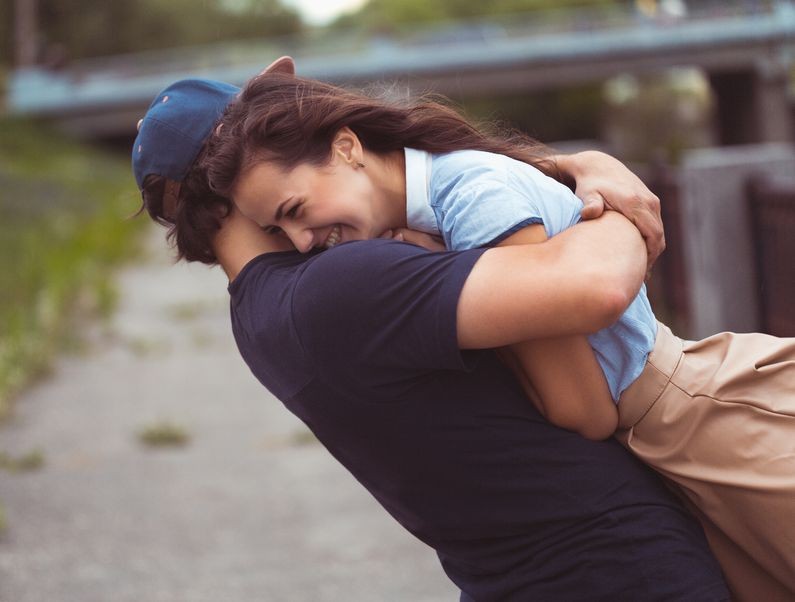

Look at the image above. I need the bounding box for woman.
[193,63,795,600]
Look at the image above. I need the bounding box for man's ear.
[332,127,363,165]
[259,56,295,77]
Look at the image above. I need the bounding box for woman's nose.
[282,223,314,253]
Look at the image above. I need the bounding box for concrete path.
[0,226,457,602]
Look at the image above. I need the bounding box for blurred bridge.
[7,0,795,143]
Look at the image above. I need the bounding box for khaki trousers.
[616,322,795,602]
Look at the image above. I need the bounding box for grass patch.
[125,336,171,357]
[289,429,318,446]
[0,448,45,472]
[165,299,225,321]
[0,118,146,418]
[138,421,191,448]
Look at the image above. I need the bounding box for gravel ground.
[0,226,457,602]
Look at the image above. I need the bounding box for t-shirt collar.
[404,148,440,234]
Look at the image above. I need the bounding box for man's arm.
[456,211,646,349]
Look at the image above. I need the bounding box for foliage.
[0,0,302,67]
[0,118,146,417]
[460,84,604,145]
[138,421,190,448]
[332,0,623,32]
[602,70,713,163]
[0,448,44,472]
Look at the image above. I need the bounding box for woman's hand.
[554,150,665,271]
[380,228,447,252]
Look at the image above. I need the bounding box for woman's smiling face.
[231,129,405,253]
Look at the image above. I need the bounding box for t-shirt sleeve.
[431,152,581,250]
[290,239,486,388]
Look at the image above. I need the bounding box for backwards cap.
[132,78,239,189]
[131,56,295,217]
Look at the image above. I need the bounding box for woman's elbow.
[600,286,635,327]
[578,278,635,333]
[576,413,618,441]
[546,404,618,441]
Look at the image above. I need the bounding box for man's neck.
[213,208,294,282]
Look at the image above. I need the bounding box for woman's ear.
[332,127,363,166]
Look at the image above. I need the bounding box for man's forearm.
[456,212,647,349]
[551,150,665,266]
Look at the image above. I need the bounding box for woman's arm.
[495,225,617,440]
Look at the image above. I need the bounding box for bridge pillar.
[708,63,792,146]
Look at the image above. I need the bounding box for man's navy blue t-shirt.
[228,240,727,601]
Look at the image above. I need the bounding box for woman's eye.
[264,225,283,235]
[285,204,301,218]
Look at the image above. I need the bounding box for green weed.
[0,118,146,415]
[0,448,45,472]
[138,421,191,448]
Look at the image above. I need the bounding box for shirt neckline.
[404,148,440,235]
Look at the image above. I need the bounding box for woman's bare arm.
[495,225,617,440]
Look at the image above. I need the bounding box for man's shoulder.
[297,239,435,286]
[312,238,415,261]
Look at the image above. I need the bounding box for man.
[133,72,729,600]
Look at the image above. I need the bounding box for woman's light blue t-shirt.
[404,148,657,401]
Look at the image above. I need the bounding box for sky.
[283,0,368,26]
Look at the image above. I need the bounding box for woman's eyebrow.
[274,196,294,221]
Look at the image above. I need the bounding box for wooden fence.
[746,175,795,336]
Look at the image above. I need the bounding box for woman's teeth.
[324,225,341,249]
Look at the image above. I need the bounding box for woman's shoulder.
[430,150,575,202]
[429,151,516,202]
[431,150,561,185]
[431,149,515,179]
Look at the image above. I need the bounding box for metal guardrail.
[24,0,789,79]
[7,0,795,120]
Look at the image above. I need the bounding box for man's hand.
[553,150,665,270]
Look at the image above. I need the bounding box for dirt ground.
[0,226,457,602]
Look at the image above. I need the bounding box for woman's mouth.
[323,225,341,249]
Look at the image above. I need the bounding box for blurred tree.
[1,0,302,68]
[461,83,604,144]
[602,70,713,163]
[332,0,622,32]
[0,1,13,70]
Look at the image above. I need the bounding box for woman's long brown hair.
[144,72,560,264]
[204,73,559,199]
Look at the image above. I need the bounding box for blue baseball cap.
[132,78,240,190]
[131,56,296,192]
